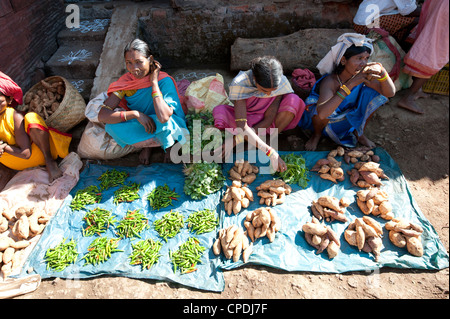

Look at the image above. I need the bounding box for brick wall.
[139,0,360,68]
[0,0,65,92]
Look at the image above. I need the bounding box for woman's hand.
[269,151,287,173]
[0,141,6,158]
[150,60,162,84]
[135,111,156,133]
[362,62,385,81]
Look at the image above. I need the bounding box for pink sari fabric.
[213,93,305,134]
[403,0,449,78]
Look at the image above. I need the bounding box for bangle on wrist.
[266,147,275,158]
[336,91,346,100]
[340,85,351,96]
[377,73,389,82]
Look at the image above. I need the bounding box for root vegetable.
[2,247,15,264]
[327,241,340,259]
[302,218,340,259]
[317,196,341,212]
[302,222,327,236]
[345,217,384,261]
[389,231,407,248]
[406,236,423,257]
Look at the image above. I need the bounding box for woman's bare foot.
[46,159,63,183]
[305,134,321,151]
[139,147,152,165]
[398,94,425,114]
[413,88,429,100]
[357,134,376,149]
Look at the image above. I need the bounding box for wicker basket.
[20,76,87,133]
[423,64,449,96]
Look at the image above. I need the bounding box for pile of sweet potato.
[212,225,253,263]
[222,180,254,215]
[310,195,350,223]
[311,154,345,184]
[356,188,394,220]
[228,160,258,184]
[244,207,281,243]
[302,217,341,259]
[386,218,424,257]
[22,79,65,120]
[342,147,380,164]
[345,216,383,261]
[347,161,389,188]
[1,206,50,278]
[255,179,292,206]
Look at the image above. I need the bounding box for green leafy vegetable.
[183,162,225,200]
[275,153,310,188]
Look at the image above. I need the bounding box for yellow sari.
[0,107,72,170]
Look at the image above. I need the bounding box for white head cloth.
[316,33,374,76]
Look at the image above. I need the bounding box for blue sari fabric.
[298,75,388,147]
[105,77,188,150]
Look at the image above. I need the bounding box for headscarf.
[0,71,23,107]
[316,33,374,76]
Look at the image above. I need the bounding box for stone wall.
[0,0,65,92]
[138,0,360,68]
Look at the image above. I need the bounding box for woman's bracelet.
[235,118,247,122]
[336,90,346,100]
[340,85,351,96]
[120,111,128,122]
[377,72,389,82]
[152,92,162,99]
[101,104,114,111]
[266,147,275,158]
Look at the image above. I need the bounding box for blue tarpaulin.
[20,148,448,292]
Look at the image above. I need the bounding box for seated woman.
[0,72,71,191]
[98,39,188,165]
[298,33,396,151]
[213,56,305,172]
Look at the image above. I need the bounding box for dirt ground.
[13,71,449,301]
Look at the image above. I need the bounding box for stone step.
[57,18,110,46]
[67,78,94,102]
[45,43,103,79]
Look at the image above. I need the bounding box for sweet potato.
[389,231,407,248]
[362,216,383,236]
[316,234,330,254]
[355,225,366,251]
[0,237,14,251]
[241,173,256,184]
[327,241,340,259]
[212,238,221,256]
[317,196,341,212]
[330,167,344,180]
[406,236,423,257]
[360,171,382,186]
[344,229,358,247]
[302,222,328,236]
[242,242,253,262]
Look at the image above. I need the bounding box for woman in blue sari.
[298,33,396,151]
[98,39,188,164]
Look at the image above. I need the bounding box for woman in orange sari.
[0,72,72,191]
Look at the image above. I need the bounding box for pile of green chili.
[113,182,141,204]
[70,185,102,211]
[98,169,129,190]
[186,209,219,234]
[44,238,78,272]
[169,237,206,274]
[129,238,163,270]
[153,210,184,242]
[147,184,179,211]
[82,208,117,237]
[82,237,123,266]
[115,209,149,239]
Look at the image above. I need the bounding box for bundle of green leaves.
[275,153,310,188]
[183,162,225,200]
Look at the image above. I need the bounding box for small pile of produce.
[153,210,184,242]
[115,209,149,239]
[311,156,345,184]
[243,207,281,243]
[82,237,123,266]
[275,153,309,188]
[44,238,78,271]
[170,237,206,274]
[302,217,341,259]
[310,195,350,223]
[386,218,424,257]
[228,160,258,184]
[222,180,254,215]
[113,182,141,204]
[356,188,394,220]
[212,225,253,263]
[97,169,129,190]
[342,147,380,164]
[255,179,292,206]
[147,184,179,211]
[22,79,65,120]
[10,206,50,240]
[82,208,117,237]
[186,209,219,234]
[183,162,225,200]
[344,216,383,261]
[129,238,163,270]
[347,161,389,188]
[70,185,102,211]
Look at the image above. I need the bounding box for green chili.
[70,185,102,211]
[82,207,117,237]
[186,209,219,234]
[147,184,180,211]
[169,237,206,274]
[129,238,163,270]
[115,209,149,239]
[98,169,129,190]
[153,210,184,242]
[113,182,141,204]
[82,237,122,266]
[44,238,78,272]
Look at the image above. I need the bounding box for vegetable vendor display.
[82,237,123,266]
[129,238,163,270]
[147,184,179,211]
[169,237,206,274]
[113,182,141,204]
[44,238,78,271]
[82,208,118,237]
[116,209,149,239]
[70,185,102,211]
[183,162,225,200]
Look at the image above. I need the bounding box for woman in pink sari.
[397,0,449,114]
[213,56,305,172]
